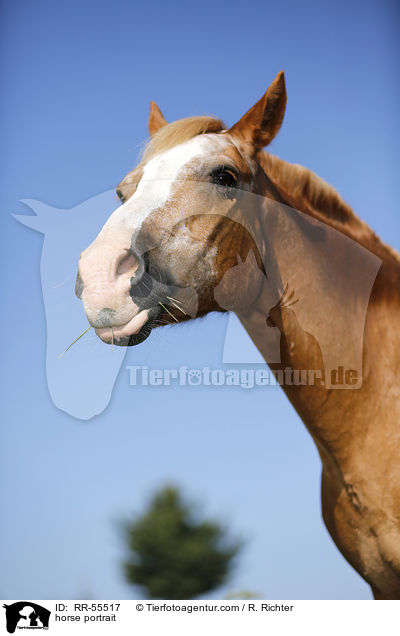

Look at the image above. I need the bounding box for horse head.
[76,72,286,346]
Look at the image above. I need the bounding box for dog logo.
[2,602,51,633]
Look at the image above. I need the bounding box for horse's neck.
[238,155,400,463]
[259,151,400,265]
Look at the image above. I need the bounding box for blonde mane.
[259,151,400,266]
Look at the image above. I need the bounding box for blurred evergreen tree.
[123,486,241,599]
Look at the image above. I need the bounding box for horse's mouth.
[94,308,158,346]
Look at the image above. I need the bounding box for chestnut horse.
[76,73,400,599]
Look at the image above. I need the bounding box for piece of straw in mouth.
[159,301,179,322]
[58,325,92,358]
[167,295,183,304]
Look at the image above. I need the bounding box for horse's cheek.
[213,263,263,311]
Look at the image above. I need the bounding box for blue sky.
[0,0,399,600]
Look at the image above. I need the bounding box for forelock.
[142,116,225,162]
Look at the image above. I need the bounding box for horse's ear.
[148,101,168,136]
[229,71,286,150]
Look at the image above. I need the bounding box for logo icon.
[2,602,51,633]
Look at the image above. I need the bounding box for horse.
[75,72,400,599]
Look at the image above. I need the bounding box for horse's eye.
[116,188,125,204]
[211,168,237,188]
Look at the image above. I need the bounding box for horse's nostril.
[75,271,84,299]
[116,251,139,277]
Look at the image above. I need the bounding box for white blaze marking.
[99,133,235,235]
[80,132,246,327]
